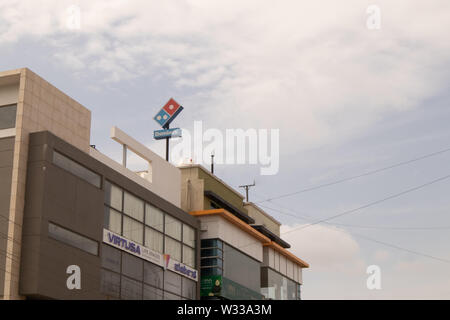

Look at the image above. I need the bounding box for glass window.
[201,257,222,268]
[145,204,164,232]
[123,216,143,244]
[143,262,164,289]
[122,253,143,281]
[164,271,182,295]
[104,181,123,211]
[101,244,121,273]
[201,238,222,249]
[121,276,143,300]
[183,245,196,268]
[201,248,222,258]
[104,206,122,235]
[223,243,260,294]
[143,284,163,300]
[53,151,101,188]
[165,215,181,241]
[164,292,181,300]
[260,267,300,300]
[100,269,120,298]
[48,222,98,255]
[145,227,163,253]
[165,236,181,261]
[123,192,144,221]
[183,224,195,248]
[200,267,222,276]
[0,104,17,130]
[182,277,197,300]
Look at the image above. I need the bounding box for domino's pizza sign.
[154,98,184,128]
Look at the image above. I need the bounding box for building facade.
[0,69,199,300]
[179,165,309,300]
[0,68,308,300]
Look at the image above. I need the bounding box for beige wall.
[0,68,91,300]
[198,214,263,262]
[264,246,303,284]
[180,166,205,212]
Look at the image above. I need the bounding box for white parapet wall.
[90,126,181,207]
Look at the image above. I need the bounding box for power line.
[255,145,450,203]
[280,173,450,233]
[257,206,450,264]
[258,204,450,231]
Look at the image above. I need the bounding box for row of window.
[52,151,197,266]
[260,267,301,300]
[101,244,196,300]
[104,180,196,268]
[200,239,223,276]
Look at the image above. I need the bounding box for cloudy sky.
[2,0,450,299]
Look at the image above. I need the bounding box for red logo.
[162,98,181,116]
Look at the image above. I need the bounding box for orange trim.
[189,209,271,243]
[264,241,309,268]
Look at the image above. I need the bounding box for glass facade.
[102,181,198,300]
[260,267,301,300]
[48,222,99,255]
[104,180,196,268]
[223,243,261,294]
[200,239,262,300]
[53,151,101,188]
[0,104,16,130]
[100,244,195,300]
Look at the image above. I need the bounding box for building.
[0,68,308,300]
[179,164,309,300]
[0,68,200,300]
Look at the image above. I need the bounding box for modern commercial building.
[179,164,309,300]
[0,68,308,300]
[0,68,199,300]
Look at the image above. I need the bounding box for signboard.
[153,98,183,128]
[163,254,198,282]
[103,229,163,266]
[103,229,198,282]
[153,128,182,140]
[200,275,262,299]
[200,275,222,297]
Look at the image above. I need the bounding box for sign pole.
[165,124,170,161]
[166,129,170,161]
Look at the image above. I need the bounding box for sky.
[1,0,450,299]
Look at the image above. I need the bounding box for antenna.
[211,153,215,174]
[239,180,255,202]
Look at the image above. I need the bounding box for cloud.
[2,0,450,152]
[281,224,364,274]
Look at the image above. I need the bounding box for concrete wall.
[0,68,91,299]
[180,167,205,212]
[198,214,263,262]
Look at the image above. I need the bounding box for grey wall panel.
[0,136,14,298]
